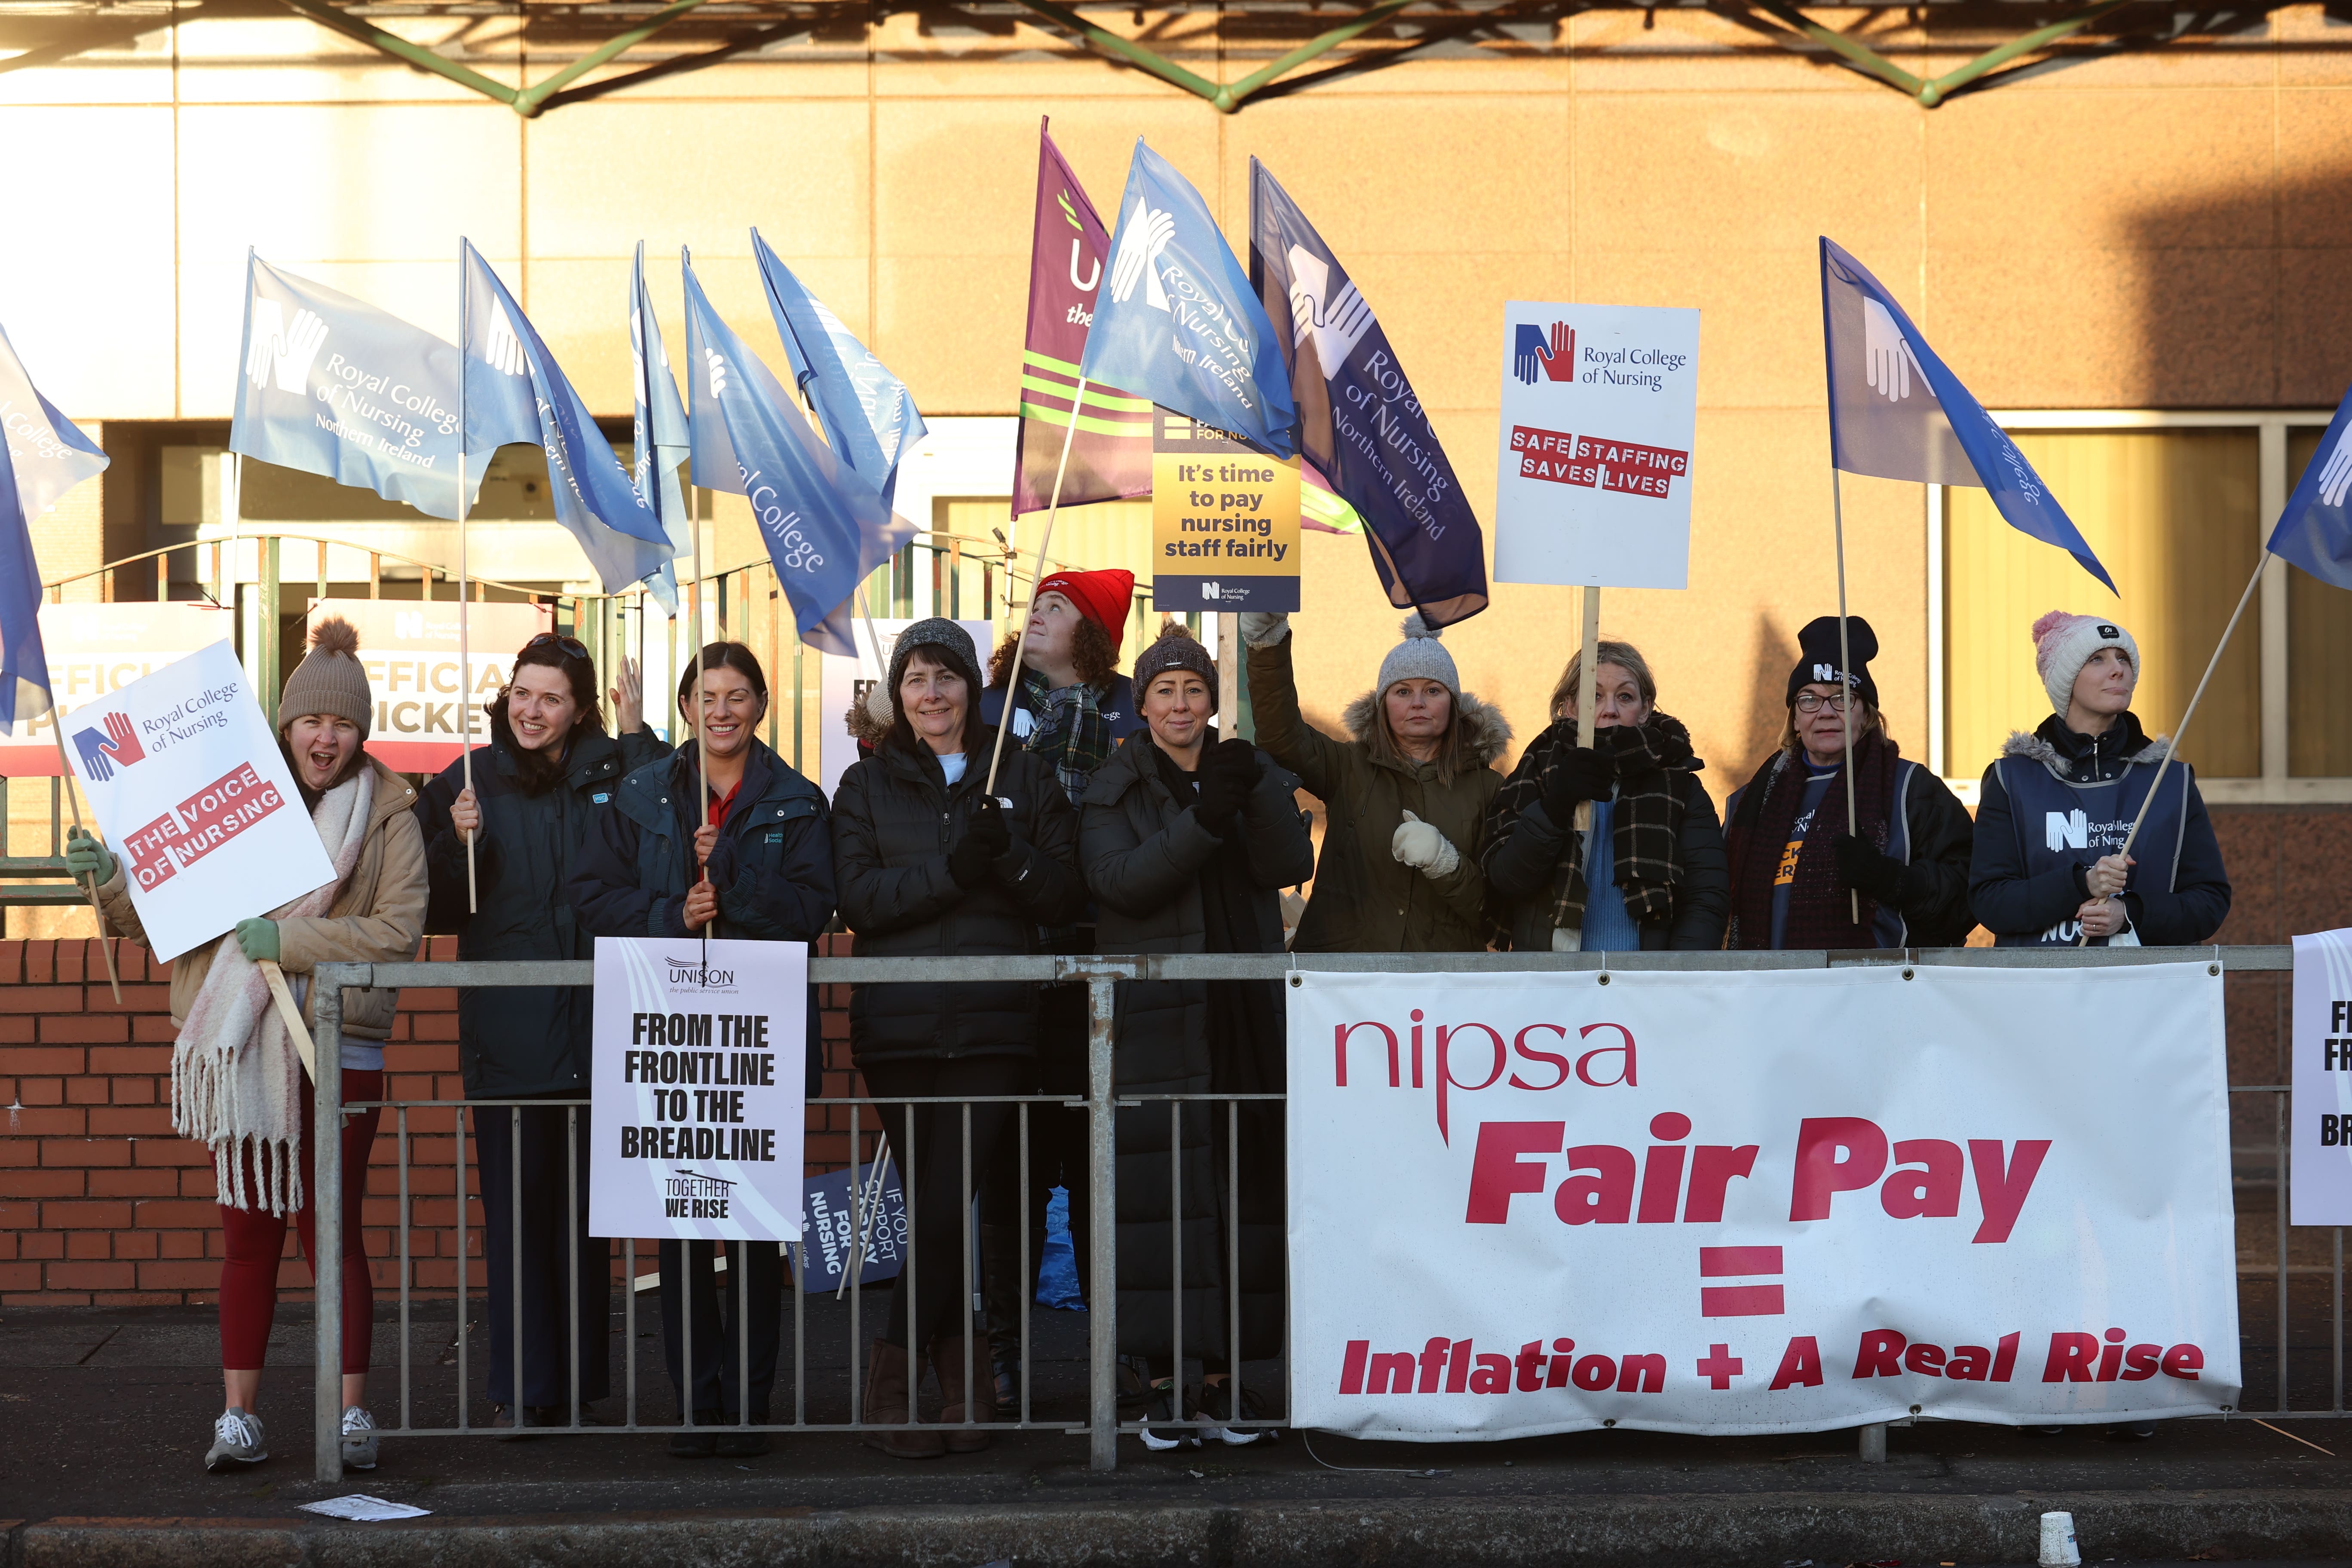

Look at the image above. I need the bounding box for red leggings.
[217,1068,382,1374]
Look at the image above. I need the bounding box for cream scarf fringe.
[171,767,375,1215]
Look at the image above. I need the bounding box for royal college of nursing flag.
[232,254,487,521]
[1250,159,1488,628]
[1079,140,1297,460]
[1820,236,2115,592]
[630,241,693,614]
[681,254,910,657]
[460,242,672,595]
[2266,380,2352,592]
[0,320,107,725]
[753,232,928,514]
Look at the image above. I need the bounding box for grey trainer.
[340,1405,380,1470]
[206,1407,267,1472]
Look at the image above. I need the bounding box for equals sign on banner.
[1699,1246,1784,1317]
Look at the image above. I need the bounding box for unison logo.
[667,959,735,988]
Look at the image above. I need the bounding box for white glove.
[1238,611,1291,649]
[1390,809,1459,879]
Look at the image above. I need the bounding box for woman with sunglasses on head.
[570,643,836,1457]
[415,631,662,1434]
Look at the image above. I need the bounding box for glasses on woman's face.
[525,632,591,661]
[1794,690,1851,714]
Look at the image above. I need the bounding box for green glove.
[63,826,114,886]
[235,918,280,964]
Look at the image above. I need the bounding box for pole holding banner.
[983,376,1088,795]
[456,240,477,915]
[47,716,120,1002]
[1831,469,1861,925]
[1575,587,1600,840]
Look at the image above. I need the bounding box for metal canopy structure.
[0,0,2283,113]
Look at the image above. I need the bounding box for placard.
[816,617,993,799]
[65,640,336,962]
[1289,963,2236,1438]
[2291,928,2352,1225]
[590,936,808,1243]
[1152,410,1300,612]
[305,599,551,774]
[1493,302,1700,589]
[0,604,235,776]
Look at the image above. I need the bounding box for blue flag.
[752,232,927,511]
[2266,382,2352,591]
[1080,140,1297,459]
[1250,159,1486,628]
[232,254,486,521]
[460,243,672,594]
[630,241,692,614]
[681,254,912,658]
[0,321,107,725]
[1821,237,2113,593]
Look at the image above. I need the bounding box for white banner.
[1492,301,1700,589]
[1287,964,2237,1438]
[66,641,336,962]
[2291,928,2352,1225]
[0,604,236,776]
[589,936,807,1242]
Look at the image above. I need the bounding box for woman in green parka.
[1239,609,1512,953]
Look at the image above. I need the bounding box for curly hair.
[986,615,1120,690]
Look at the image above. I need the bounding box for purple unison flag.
[1012,119,1153,518]
[1821,236,2113,593]
[2267,381,2352,591]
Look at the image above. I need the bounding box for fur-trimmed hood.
[1338,688,1513,770]
[2000,726,2169,777]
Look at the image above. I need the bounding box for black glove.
[1833,833,1910,905]
[1193,758,1247,829]
[1542,747,1613,821]
[1209,737,1262,788]
[948,797,1013,889]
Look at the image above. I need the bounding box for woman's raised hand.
[611,656,644,734]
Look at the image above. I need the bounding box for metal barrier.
[304,945,2305,1482]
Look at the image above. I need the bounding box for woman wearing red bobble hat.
[1968,609,2231,946]
[973,566,1146,1403]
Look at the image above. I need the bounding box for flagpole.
[2077,551,2266,945]
[46,709,120,1004]
[689,479,711,954]
[1575,585,1600,849]
[457,239,477,914]
[1831,466,1860,925]
[983,377,1086,795]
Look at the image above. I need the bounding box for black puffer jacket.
[417,721,667,1099]
[1081,734,1312,1363]
[831,737,1086,1063]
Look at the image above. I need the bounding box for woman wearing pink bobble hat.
[1967,610,2231,946]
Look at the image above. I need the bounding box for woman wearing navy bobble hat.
[1968,610,2230,947]
[1723,616,1975,950]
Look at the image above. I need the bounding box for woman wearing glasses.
[1721,616,1975,950]
[416,631,663,1434]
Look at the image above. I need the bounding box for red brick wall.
[0,934,868,1307]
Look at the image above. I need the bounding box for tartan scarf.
[1484,713,1698,933]
[1723,728,1898,950]
[1021,670,1115,808]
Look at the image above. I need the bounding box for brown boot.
[861,1338,943,1460]
[929,1317,995,1453]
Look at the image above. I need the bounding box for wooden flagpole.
[982,378,1088,795]
[456,239,476,913]
[1831,468,1861,925]
[47,718,121,1003]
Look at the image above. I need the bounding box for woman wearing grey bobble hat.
[1240,608,1511,953]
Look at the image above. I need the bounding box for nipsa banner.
[1286,963,2236,1438]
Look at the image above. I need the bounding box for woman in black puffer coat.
[1081,624,1313,1452]
[831,619,1086,1459]
[416,634,664,1431]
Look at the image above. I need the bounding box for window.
[1933,412,2349,802]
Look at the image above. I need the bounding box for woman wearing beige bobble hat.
[70,616,428,1476]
